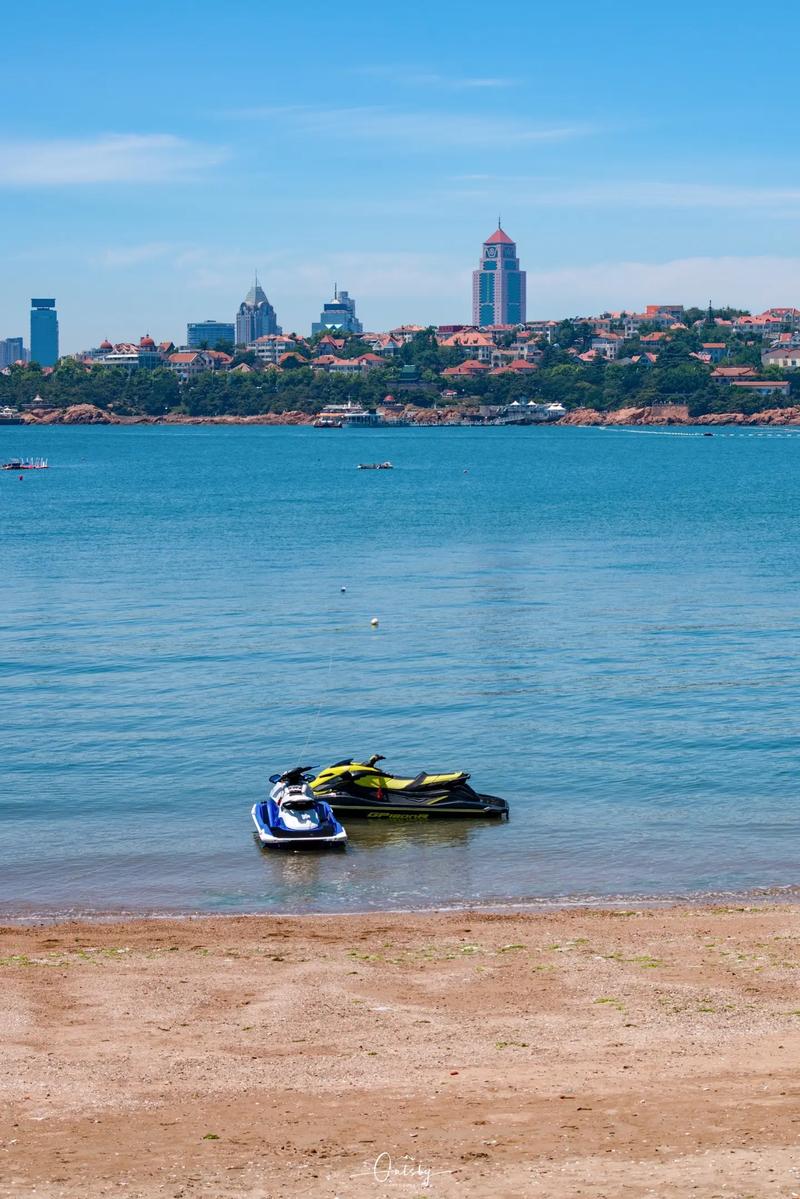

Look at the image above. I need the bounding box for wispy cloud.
[354,65,516,90]
[116,250,800,335]
[525,256,800,318]
[0,134,227,186]
[94,243,213,269]
[221,105,589,148]
[450,176,800,211]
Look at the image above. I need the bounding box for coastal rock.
[640,403,690,424]
[696,412,745,425]
[23,404,121,425]
[160,410,314,426]
[63,404,122,424]
[743,406,800,425]
[557,408,605,426]
[603,407,648,425]
[559,403,690,427]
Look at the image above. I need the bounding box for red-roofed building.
[327,357,364,375]
[591,332,624,360]
[366,333,404,357]
[85,338,163,370]
[525,319,560,343]
[389,324,426,344]
[441,359,491,378]
[711,365,757,382]
[249,333,301,363]
[357,353,384,369]
[733,314,784,337]
[768,330,800,349]
[166,350,218,380]
[731,380,791,397]
[438,330,496,362]
[315,335,346,354]
[644,304,684,328]
[629,353,659,366]
[761,347,800,369]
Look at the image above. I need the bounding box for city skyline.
[3,0,800,352]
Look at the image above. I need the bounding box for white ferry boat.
[313,401,383,428]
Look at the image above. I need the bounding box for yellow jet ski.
[309,755,509,820]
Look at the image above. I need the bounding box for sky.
[2,0,800,352]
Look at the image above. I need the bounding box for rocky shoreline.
[15,401,800,428]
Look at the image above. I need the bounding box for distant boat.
[1,457,48,471]
[357,461,394,470]
[315,401,383,427]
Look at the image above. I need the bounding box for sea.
[2,423,800,918]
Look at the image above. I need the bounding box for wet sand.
[2,905,800,1198]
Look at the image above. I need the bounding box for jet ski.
[309,755,509,820]
[252,767,348,846]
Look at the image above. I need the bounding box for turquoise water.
[2,423,800,916]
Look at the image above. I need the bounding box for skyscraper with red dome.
[472,226,526,327]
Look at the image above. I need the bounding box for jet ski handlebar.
[270,766,315,785]
[366,754,386,767]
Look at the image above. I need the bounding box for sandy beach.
[2,905,800,1198]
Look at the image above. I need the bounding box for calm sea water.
[2,423,800,916]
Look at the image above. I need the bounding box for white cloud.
[354,66,516,90]
[525,256,800,318]
[222,105,589,148]
[18,238,800,352]
[221,251,800,328]
[0,134,227,186]
[95,244,209,269]
[97,243,173,267]
[451,176,800,211]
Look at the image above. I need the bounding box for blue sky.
[2,0,800,351]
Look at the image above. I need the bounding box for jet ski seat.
[384,771,469,790]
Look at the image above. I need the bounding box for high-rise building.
[235,276,281,345]
[472,226,526,327]
[0,337,24,367]
[311,287,363,335]
[30,298,59,366]
[187,320,235,349]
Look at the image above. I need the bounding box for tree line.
[1,321,796,418]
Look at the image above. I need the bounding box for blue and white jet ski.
[251,766,348,847]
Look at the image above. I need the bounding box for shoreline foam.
[3,880,800,926]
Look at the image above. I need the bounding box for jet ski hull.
[251,800,347,846]
[311,788,509,820]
